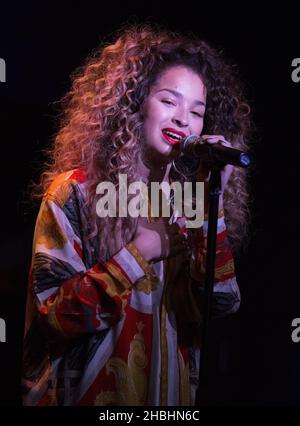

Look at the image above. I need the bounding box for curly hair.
[33,23,253,259]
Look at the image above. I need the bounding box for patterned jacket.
[22,169,240,406]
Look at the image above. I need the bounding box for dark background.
[0,1,299,407]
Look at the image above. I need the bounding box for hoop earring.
[172,159,186,178]
[172,158,202,180]
[205,170,212,182]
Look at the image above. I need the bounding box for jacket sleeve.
[31,196,148,340]
[190,211,241,317]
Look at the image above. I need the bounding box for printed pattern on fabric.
[22,168,240,406]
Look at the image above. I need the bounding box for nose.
[171,107,189,128]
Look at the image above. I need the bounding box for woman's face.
[142,65,206,164]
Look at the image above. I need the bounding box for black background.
[0,0,299,408]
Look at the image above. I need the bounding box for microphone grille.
[181,134,198,153]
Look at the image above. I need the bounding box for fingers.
[201,135,234,187]
[201,134,232,147]
[158,222,192,260]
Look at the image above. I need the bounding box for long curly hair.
[33,24,253,259]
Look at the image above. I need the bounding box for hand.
[131,216,187,263]
[200,134,234,192]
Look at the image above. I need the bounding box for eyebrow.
[156,88,206,107]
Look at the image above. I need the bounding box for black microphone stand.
[195,166,222,406]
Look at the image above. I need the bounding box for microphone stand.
[195,166,221,406]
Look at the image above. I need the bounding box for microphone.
[181,135,251,168]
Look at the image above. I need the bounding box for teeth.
[163,130,183,140]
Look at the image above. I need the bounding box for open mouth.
[162,128,186,145]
